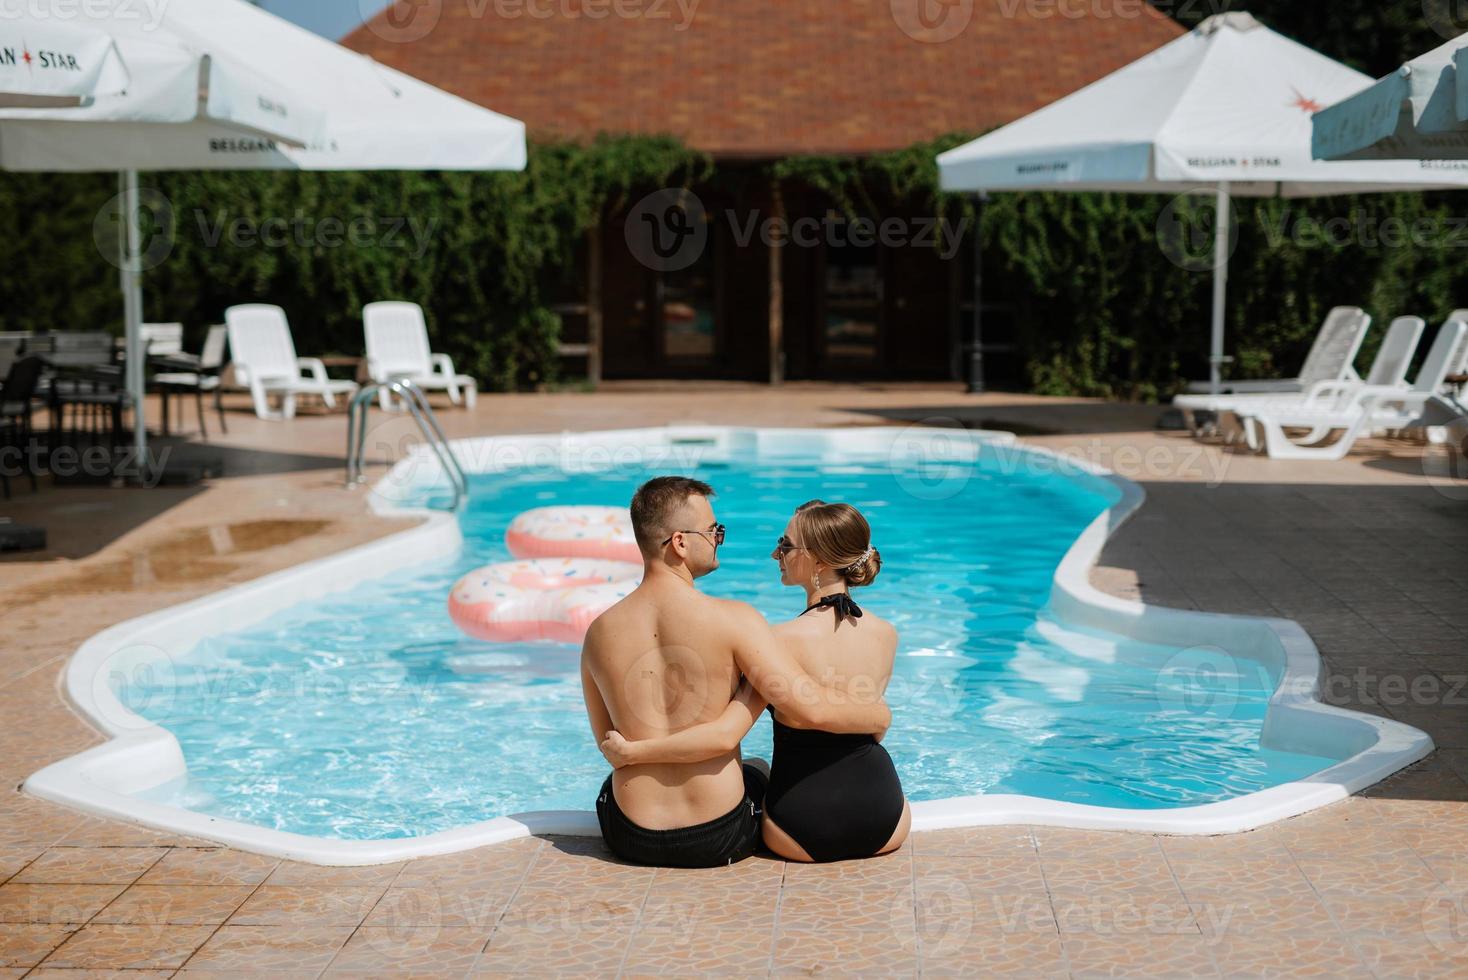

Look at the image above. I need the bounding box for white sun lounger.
[1239,319,1468,460]
[1179,306,1371,400]
[225,304,359,421]
[363,301,477,411]
[1225,316,1426,448]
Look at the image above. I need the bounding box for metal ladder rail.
[346,379,468,510]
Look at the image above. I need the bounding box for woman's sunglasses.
[662,523,726,547]
[774,536,804,557]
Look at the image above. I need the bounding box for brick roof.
[344,0,1183,157]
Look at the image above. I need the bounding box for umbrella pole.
[1209,181,1231,397]
[967,192,988,394]
[119,169,148,477]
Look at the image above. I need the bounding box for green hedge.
[3,134,1466,399]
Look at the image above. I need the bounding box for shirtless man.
[581,476,891,868]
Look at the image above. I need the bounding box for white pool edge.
[23,425,1433,864]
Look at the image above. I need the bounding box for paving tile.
[1186,895,1336,943]
[1169,858,1317,902]
[1033,828,1164,859]
[1051,895,1197,938]
[361,880,518,932]
[265,860,405,887]
[640,884,779,933]
[770,925,919,976]
[1157,832,1292,864]
[777,881,910,934]
[920,930,1066,977]
[179,923,355,973]
[0,882,126,923]
[1294,854,1440,899]
[225,884,386,927]
[622,925,773,975]
[93,884,255,925]
[0,843,45,882]
[1355,937,1468,979]
[39,923,215,970]
[13,848,167,885]
[28,970,174,979]
[500,880,647,933]
[0,924,77,968]
[1041,856,1183,901]
[1208,935,1372,978]
[781,850,912,892]
[1062,932,1220,978]
[324,926,488,975]
[474,924,630,974]
[913,826,1037,857]
[911,854,1046,895]
[135,847,279,886]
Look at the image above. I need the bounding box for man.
[581,476,891,868]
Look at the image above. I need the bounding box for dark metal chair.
[0,356,45,498]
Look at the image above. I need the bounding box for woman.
[599,500,911,862]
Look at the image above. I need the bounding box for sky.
[255,0,395,41]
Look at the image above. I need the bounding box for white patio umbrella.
[937,12,1468,395]
[1312,35,1468,162]
[0,0,526,470]
[0,20,129,107]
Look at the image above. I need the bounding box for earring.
[813,568,822,590]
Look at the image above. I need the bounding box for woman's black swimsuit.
[762,593,906,863]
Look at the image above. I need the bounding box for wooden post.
[768,178,786,386]
[586,220,604,388]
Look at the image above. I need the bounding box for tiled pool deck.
[2,384,1466,977]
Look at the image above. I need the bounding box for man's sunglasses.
[662,523,726,547]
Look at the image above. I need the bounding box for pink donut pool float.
[505,506,641,564]
[447,557,641,644]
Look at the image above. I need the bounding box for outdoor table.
[316,355,369,384]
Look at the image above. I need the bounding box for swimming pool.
[28,427,1432,862]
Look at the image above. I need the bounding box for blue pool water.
[128,440,1338,840]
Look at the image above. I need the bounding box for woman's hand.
[600,730,639,769]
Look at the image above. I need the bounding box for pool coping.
[23,425,1434,865]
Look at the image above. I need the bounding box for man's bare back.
[582,580,756,829]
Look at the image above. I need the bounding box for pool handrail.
[345,378,468,510]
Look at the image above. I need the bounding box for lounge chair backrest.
[47,331,114,367]
[0,337,21,378]
[141,322,184,355]
[1298,307,1370,385]
[225,305,299,381]
[1412,320,1468,393]
[1446,309,1468,376]
[1,355,45,405]
[1363,317,1425,387]
[200,325,228,371]
[364,302,433,377]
